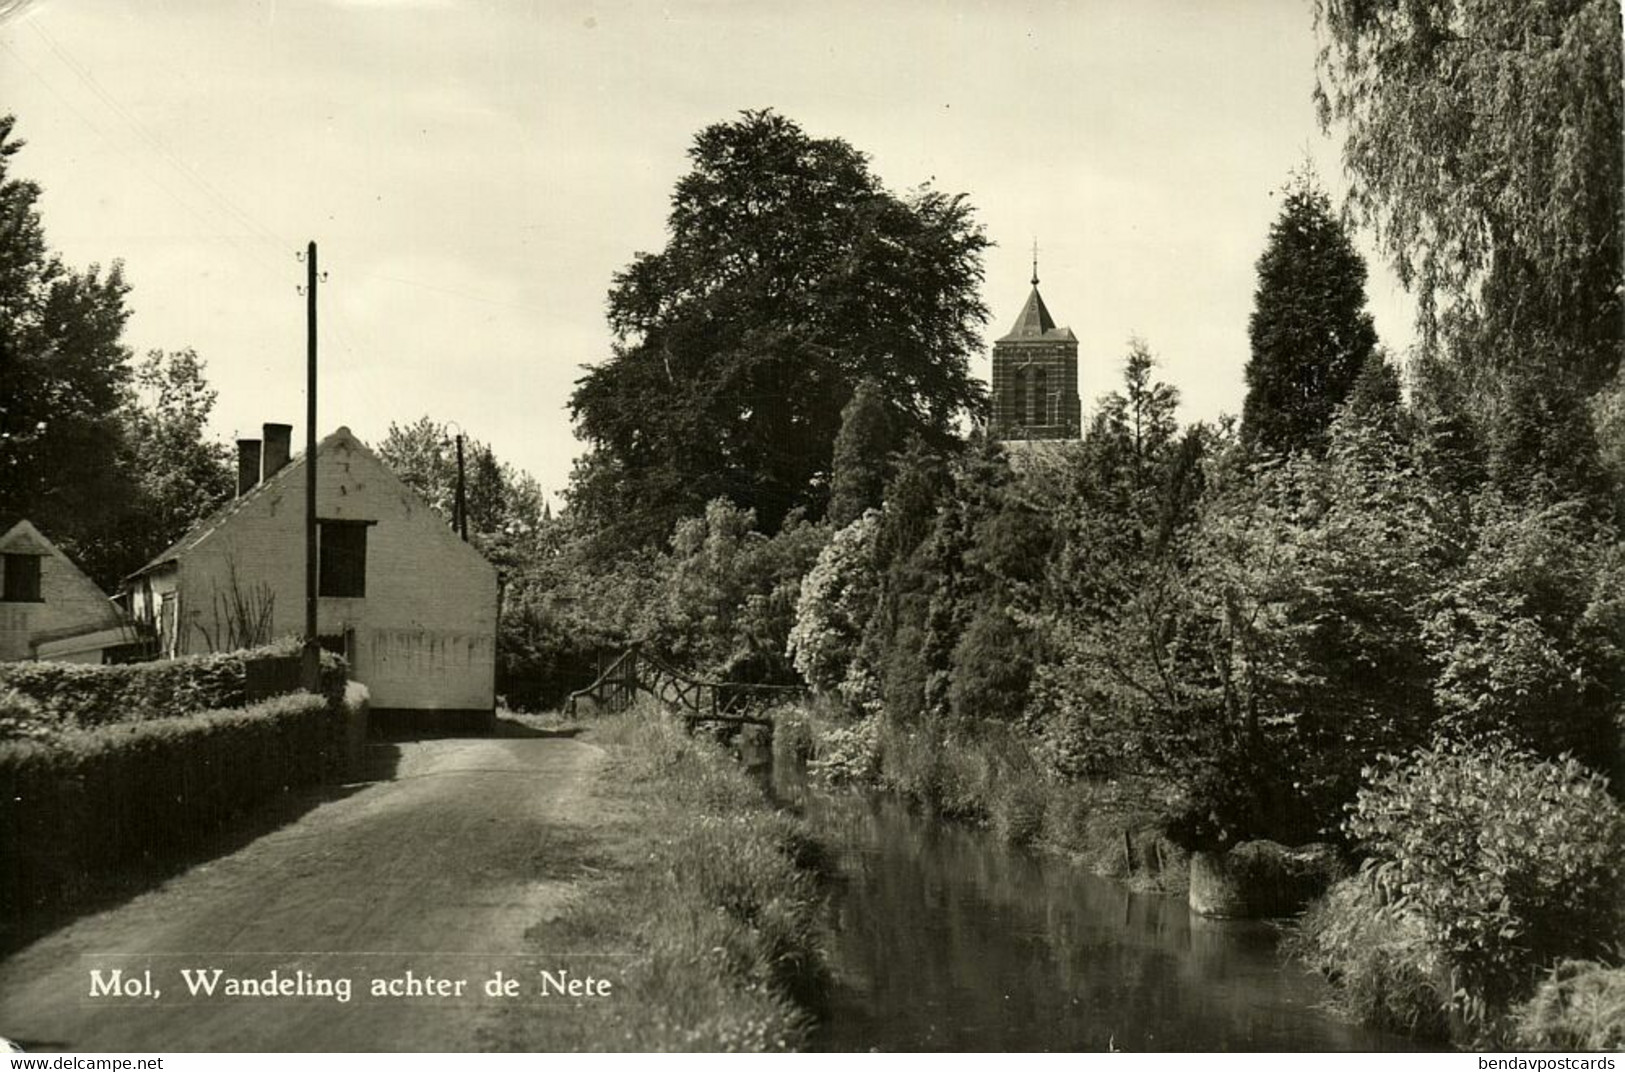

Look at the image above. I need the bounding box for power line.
[367,272,550,316]
[30,20,295,262]
[0,37,282,280]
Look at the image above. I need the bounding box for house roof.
[125,426,497,586]
[128,427,352,580]
[1,519,127,633]
[0,520,54,557]
[996,285,1077,343]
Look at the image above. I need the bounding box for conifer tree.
[1241,171,1378,456]
[828,378,892,528]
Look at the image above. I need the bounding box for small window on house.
[2,554,42,603]
[319,521,369,598]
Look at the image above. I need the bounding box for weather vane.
[1031,238,1040,287]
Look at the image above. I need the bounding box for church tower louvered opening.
[990,253,1081,440]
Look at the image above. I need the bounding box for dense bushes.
[1349,740,1624,1016]
[499,502,826,710]
[654,501,827,682]
[0,641,346,734]
[1294,740,1625,1043]
[0,687,53,743]
[0,692,344,915]
[786,512,879,699]
[1422,497,1625,774]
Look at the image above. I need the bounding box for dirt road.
[0,733,612,1052]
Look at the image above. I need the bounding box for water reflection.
[770,761,1419,1052]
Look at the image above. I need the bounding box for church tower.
[990,251,1081,440]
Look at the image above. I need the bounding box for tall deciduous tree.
[1315,0,1623,397]
[121,349,234,562]
[0,115,138,585]
[1241,171,1378,456]
[377,416,544,538]
[571,109,990,548]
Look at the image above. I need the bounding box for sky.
[0,0,1417,506]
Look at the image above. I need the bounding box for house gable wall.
[164,430,498,711]
[0,522,126,662]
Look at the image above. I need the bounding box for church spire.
[991,252,1081,441]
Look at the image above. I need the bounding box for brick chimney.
[262,423,293,480]
[236,438,263,497]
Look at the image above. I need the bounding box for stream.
[764,755,1421,1052]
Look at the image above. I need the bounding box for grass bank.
[493,702,829,1052]
[774,701,1188,893]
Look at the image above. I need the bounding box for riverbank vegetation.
[492,7,1622,1045]
[775,703,1189,892]
[1288,742,1625,1044]
[495,703,828,1051]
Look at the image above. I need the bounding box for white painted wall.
[0,521,128,663]
[143,429,498,711]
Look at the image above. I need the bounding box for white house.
[124,424,499,730]
[0,519,141,664]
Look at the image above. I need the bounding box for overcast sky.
[0,0,1416,505]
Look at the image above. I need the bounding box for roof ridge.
[996,284,1074,343]
[126,427,357,580]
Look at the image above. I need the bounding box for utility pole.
[303,240,320,692]
[454,433,468,542]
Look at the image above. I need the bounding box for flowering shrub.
[786,512,878,700]
[806,716,880,787]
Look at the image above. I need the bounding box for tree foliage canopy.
[376,416,546,540]
[0,117,235,588]
[121,349,234,566]
[1315,0,1622,394]
[571,109,990,547]
[0,116,135,582]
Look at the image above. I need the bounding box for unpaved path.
[0,734,608,1052]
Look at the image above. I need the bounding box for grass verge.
[489,702,829,1052]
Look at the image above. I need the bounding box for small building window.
[319,521,369,598]
[2,554,42,603]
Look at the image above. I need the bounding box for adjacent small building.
[0,519,141,664]
[124,424,499,730]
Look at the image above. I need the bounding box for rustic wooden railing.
[566,642,805,728]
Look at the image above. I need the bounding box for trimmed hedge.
[0,692,344,916]
[0,641,346,733]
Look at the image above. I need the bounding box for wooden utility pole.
[454,433,468,541]
[303,240,320,691]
